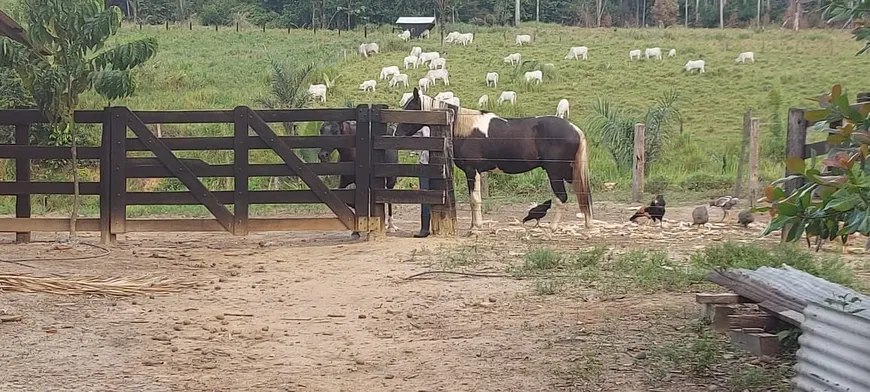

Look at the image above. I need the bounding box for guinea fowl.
[522,200,552,227]
[737,210,754,228]
[710,196,739,223]
[692,206,709,227]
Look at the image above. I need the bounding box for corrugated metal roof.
[395,17,436,24]
[793,302,870,392]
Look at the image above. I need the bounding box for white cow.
[455,33,473,45]
[504,53,522,65]
[515,34,532,45]
[565,46,589,60]
[497,91,517,105]
[668,48,677,57]
[358,43,379,58]
[629,49,642,60]
[645,47,662,60]
[524,70,543,84]
[556,99,570,119]
[421,29,430,39]
[418,77,432,93]
[735,51,755,63]
[359,80,376,92]
[389,73,409,88]
[434,91,454,101]
[418,52,440,65]
[684,59,705,73]
[478,95,489,108]
[485,72,499,88]
[429,57,447,70]
[398,30,411,41]
[400,92,414,107]
[426,69,450,86]
[410,46,422,57]
[445,31,460,43]
[308,84,327,102]
[379,66,400,80]
[403,55,419,69]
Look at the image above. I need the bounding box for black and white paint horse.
[395,88,593,230]
[318,120,400,234]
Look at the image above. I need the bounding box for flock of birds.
[521,195,754,229]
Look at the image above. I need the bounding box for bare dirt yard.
[1,201,867,392]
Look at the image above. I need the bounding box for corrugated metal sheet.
[794,302,870,392]
[395,17,436,24]
[713,265,870,322]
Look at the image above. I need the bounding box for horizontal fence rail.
[0,105,456,242]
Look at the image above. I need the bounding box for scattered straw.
[0,274,197,296]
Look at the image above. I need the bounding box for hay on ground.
[0,274,197,296]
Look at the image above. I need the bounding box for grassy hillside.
[3,23,869,215]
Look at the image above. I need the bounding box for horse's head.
[318,121,356,162]
[395,87,427,136]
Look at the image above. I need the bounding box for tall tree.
[652,0,679,26]
[0,0,157,240]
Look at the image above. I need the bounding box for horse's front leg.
[549,179,569,231]
[386,203,399,233]
[466,170,483,229]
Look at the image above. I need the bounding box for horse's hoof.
[350,232,361,240]
[387,226,400,233]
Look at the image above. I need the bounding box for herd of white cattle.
[304,32,758,117]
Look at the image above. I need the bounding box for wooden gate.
[0,105,455,242]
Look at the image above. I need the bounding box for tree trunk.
[178,0,184,20]
[793,0,800,30]
[719,0,724,28]
[756,0,760,27]
[686,0,689,26]
[642,0,646,26]
[695,0,700,25]
[515,0,520,25]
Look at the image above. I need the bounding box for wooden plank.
[379,109,450,125]
[246,107,355,230]
[727,313,780,331]
[0,110,102,125]
[110,107,127,234]
[126,135,354,151]
[695,293,753,304]
[749,117,760,207]
[0,218,101,232]
[0,108,358,126]
[124,218,348,232]
[127,161,355,178]
[632,123,645,202]
[734,110,751,197]
[354,105,372,230]
[125,109,234,232]
[0,145,102,159]
[99,108,114,244]
[126,190,356,205]
[803,141,829,159]
[368,105,387,237]
[374,136,445,151]
[375,163,444,179]
[233,107,249,236]
[728,330,780,357]
[0,182,101,195]
[14,123,30,243]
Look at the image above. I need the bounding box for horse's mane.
[419,94,502,138]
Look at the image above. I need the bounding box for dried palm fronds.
[0,274,198,296]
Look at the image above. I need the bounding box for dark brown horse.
[395,88,593,230]
[318,120,399,235]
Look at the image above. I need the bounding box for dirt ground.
[1,201,866,392]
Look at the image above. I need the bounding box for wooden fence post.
[368,105,387,238]
[749,117,760,207]
[734,109,752,197]
[233,107,249,236]
[632,123,645,203]
[109,107,128,236]
[99,107,115,244]
[785,108,807,195]
[431,110,457,236]
[15,123,30,243]
[355,104,373,234]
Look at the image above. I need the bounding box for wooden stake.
[734,110,751,197]
[632,123,645,203]
[749,117,760,207]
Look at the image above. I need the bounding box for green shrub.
[681,172,733,192]
[645,175,671,194]
[199,0,233,26]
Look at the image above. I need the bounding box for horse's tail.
[571,124,593,228]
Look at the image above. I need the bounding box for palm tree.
[0,0,158,241]
[586,91,681,172]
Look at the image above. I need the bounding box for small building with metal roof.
[395,17,435,38]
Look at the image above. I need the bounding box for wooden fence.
[0,105,456,243]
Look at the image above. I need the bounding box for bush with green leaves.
[754,85,870,251]
[681,172,733,192]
